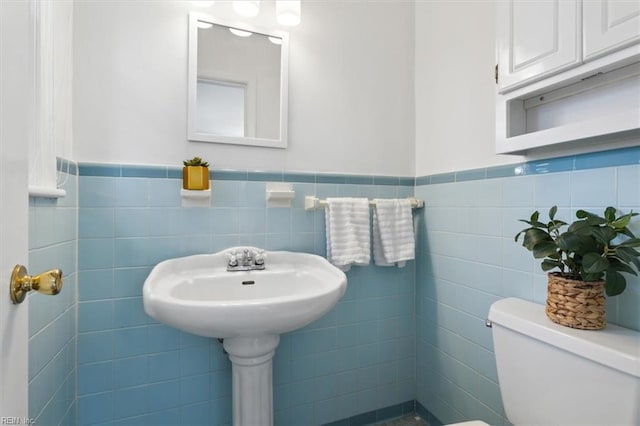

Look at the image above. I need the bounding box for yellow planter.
[182,166,210,190]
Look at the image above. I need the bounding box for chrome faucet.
[241,249,253,267]
[226,247,266,271]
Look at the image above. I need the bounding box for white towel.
[372,199,415,267]
[325,198,371,271]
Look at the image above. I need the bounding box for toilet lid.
[447,422,490,426]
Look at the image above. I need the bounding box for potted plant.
[182,156,210,190]
[515,206,640,330]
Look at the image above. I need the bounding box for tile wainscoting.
[28,161,78,425]
[27,144,640,425]
[415,146,640,424]
[75,165,416,425]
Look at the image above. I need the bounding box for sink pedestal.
[223,335,280,426]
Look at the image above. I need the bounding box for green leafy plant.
[515,206,640,296]
[183,156,210,167]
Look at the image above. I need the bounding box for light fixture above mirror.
[187,13,289,149]
[276,1,301,27]
[191,1,301,27]
[233,1,260,17]
[228,28,253,37]
[190,1,216,7]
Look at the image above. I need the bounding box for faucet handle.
[254,250,266,266]
[226,251,239,267]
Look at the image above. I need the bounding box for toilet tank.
[488,298,640,426]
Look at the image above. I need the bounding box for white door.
[0,0,31,418]
[497,0,582,93]
[583,0,640,61]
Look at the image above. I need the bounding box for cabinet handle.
[10,265,63,304]
[495,64,499,84]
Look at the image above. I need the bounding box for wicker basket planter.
[546,273,606,330]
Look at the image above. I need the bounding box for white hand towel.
[325,198,371,271]
[372,199,415,267]
[372,211,392,267]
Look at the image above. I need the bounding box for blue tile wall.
[28,145,639,426]
[414,147,640,425]
[28,160,78,426]
[76,166,416,426]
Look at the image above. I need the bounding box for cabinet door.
[497,0,581,93]
[583,0,640,61]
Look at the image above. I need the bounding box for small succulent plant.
[515,206,640,296]
[183,156,210,167]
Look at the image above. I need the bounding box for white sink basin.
[143,247,347,425]
[143,248,347,338]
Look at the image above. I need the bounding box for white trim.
[496,43,640,154]
[28,185,66,199]
[28,0,73,195]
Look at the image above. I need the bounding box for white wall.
[414,0,523,177]
[73,0,415,176]
[414,0,639,177]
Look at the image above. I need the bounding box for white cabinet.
[497,0,640,94]
[583,0,640,61]
[495,0,640,154]
[497,0,581,93]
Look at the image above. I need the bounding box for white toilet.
[484,297,640,425]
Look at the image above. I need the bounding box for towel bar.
[304,196,424,211]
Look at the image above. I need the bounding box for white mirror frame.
[187,12,289,149]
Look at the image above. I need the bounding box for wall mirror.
[188,12,289,148]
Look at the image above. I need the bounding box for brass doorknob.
[10,265,63,304]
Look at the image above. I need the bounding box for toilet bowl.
[447,422,490,426]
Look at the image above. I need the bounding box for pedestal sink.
[142,247,347,426]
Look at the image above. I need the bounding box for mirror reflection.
[188,13,289,148]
